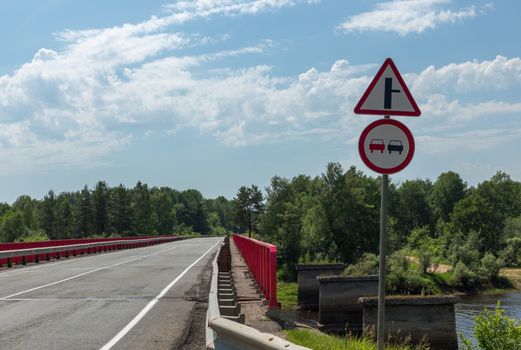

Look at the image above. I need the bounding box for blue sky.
[0,0,520,203]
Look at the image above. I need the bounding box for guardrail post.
[7,257,12,268]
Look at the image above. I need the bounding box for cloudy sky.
[0,0,520,202]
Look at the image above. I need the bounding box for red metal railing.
[232,234,279,308]
[0,235,179,267]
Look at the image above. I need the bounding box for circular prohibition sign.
[358,118,415,174]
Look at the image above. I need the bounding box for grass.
[278,281,297,309]
[284,329,423,350]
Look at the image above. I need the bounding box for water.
[455,292,521,347]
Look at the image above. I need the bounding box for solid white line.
[0,244,180,300]
[99,239,222,350]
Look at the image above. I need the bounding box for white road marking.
[0,244,181,300]
[99,239,222,350]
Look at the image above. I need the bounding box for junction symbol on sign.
[354,58,421,117]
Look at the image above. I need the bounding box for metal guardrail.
[206,240,223,347]
[208,317,310,350]
[0,236,181,267]
[206,238,310,350]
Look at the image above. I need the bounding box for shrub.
[452,261,478,289]
[418,250,432,274]
[15,230,49,242]
[450,232,481,270]
[461,302,521,350]
[386,252,440,295]
[499,237,521,267]
[344,253,378,276]
[345,251,441,294]
[479,253,504,282]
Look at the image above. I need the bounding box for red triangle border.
[354,58,421,117]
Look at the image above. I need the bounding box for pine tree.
[93,181,109,235]
[42,190,57,239]
[76,185,93,238]
[108,184,133,236]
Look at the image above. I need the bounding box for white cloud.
[0,0,520,174]
[338,0,492,36]
[410,55,521,95]
[163,0,320,19]
[421,95,521,121]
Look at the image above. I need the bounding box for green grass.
[278,282,297,309]
[284,329,421,350]
[278,281,297,309]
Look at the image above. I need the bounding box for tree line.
[0,181,236,242]
[250,163,521,285]
[3,163,521,290]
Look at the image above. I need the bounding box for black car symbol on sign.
[388,140,403,155]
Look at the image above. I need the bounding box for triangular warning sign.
[354,58,421,117]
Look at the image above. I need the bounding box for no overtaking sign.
[358,118,415,175]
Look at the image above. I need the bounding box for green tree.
[151,190,176,234]
[0,210,28,242]
[177,189,209,234]
[451,172,521,253]
[429,171,466,223]
[76,185,93,238]
[318,163,380,264]
[13,195,39,230]
[55,193,75,239]
[207,196,235,230]
[389,179,434,247]
[260,176,309,279]
[93,181,109,235]
[42,190,57,239]
[108,184,134,235]
[132,181,153,235]
[235,185,264,237]
[208,212,226,235]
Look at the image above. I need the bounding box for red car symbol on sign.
[369,139,385,153]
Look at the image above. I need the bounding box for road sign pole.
[377,116,390,350]
[354,59,420,349]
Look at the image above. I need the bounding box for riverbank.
[275,280,521,349]
[405,255,521,294]
[500,268,521,289]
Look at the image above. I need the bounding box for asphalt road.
[0,237,222,350]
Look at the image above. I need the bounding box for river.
[455,291,521,347]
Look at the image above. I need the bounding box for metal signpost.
[354,58,420,350]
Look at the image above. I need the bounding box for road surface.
[0,237,222,350]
